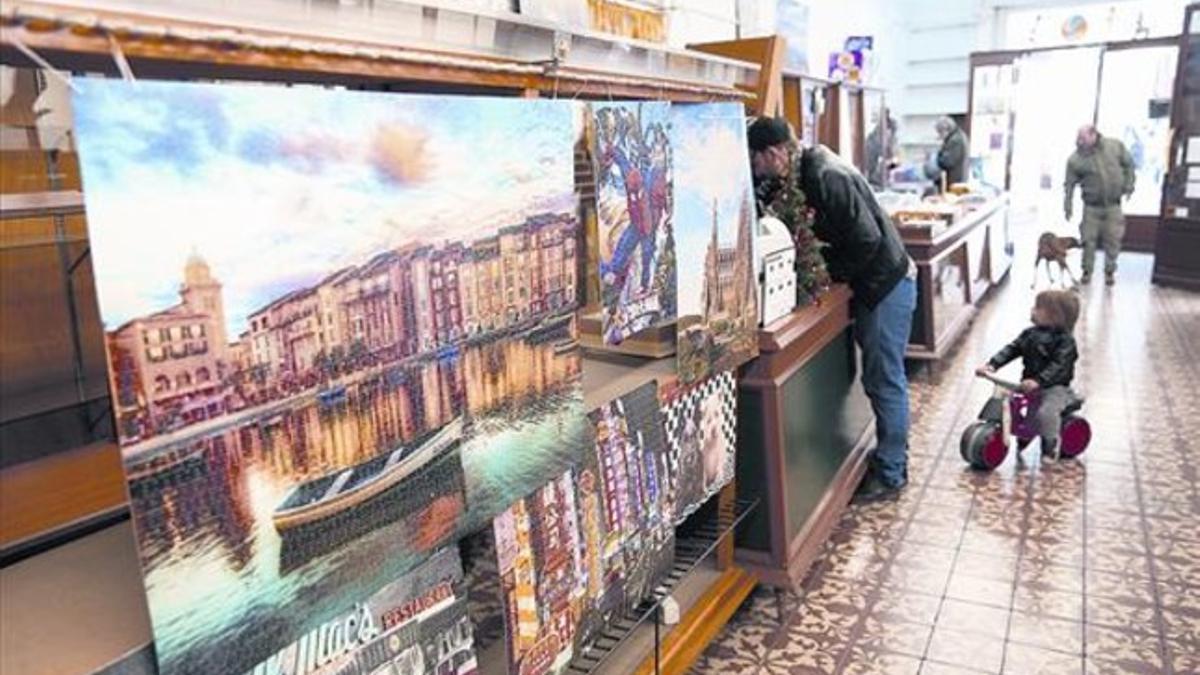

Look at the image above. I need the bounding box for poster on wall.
[662,371,737,523]
[72,79,588,675]
[671,102,759,385]
[590,101,676,345]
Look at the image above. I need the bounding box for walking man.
[749,117,917,502]
[1064,124,1135,285]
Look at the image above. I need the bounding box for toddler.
[978,290,1081,459]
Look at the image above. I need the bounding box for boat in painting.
[272,416,465,531]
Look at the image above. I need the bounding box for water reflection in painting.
[129,335,585,674]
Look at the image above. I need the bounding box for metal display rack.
[567,497,759,675]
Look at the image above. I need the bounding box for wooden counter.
[1153,216,1200,290]
[734,285,875,587]
[900,196,1012,360]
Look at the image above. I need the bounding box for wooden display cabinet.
[1154,3,1200,290]
[733,285,875,586]
[901,196,1012,360]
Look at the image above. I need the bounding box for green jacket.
[937,128,969,185]
[1064,135,1135,214]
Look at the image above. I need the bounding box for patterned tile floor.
[694,237,1200,674]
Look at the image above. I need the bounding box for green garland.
[756,171,831,308]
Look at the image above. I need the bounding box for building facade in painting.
[109,213,577,440]
[108,254,230,438]
[702,198,756,331]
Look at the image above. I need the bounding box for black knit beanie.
[747,117,792,152]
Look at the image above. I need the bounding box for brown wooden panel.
[0,149,51,193]
[782,77,802,131]
[821,84,841,152]
[1153,217,1200,289]
[0,441,127,549]
[0,215,109,425]
[689,36,785,115]
[1123,215,1159,253]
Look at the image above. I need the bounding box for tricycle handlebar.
[976,370,1022,391]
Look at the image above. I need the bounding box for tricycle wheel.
[961,420,1007,471]
[1060,414,1091,458]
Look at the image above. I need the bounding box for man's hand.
[1020,379,1040,393]
[976,365,996,377]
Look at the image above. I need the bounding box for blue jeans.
[854,277,916,486]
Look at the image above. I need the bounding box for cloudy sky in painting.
[72,80,578,336]
[672,103,755,318]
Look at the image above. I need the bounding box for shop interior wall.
[1,69,113,470]
[829,0,1188,165]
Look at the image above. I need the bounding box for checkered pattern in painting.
[662,370,737,524]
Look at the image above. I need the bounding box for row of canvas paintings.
[494,375,736,675]
[590,100,760,383]
[70,78,748,675]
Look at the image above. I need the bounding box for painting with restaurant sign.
[72,79,587,675]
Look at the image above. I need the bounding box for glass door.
[1009,46,1103,226]
[1096,44,1179,216]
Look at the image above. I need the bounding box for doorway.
[971,38,1180,251]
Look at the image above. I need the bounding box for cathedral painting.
[590,101,677,345]
[671,103,758,384]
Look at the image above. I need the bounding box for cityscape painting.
[493,382,676,675]
[72,79,587,675]
[588,383,674,615]
[494,470,582,675]
[671,103,758,384]
[590,101,676,345]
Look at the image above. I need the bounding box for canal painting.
[72,79,587,675]
[671,103,758,384]
[247,546,478,675]
[590,102,676,345]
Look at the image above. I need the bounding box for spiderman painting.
[591,102,676,345]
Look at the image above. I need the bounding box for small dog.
[1033,233,1081,289]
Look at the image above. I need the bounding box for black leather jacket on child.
[988,326,1078,389]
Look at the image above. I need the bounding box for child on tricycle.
[964,290,1090,469]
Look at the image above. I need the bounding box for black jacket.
[798,145,910,310]
[988,326,1078,388]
